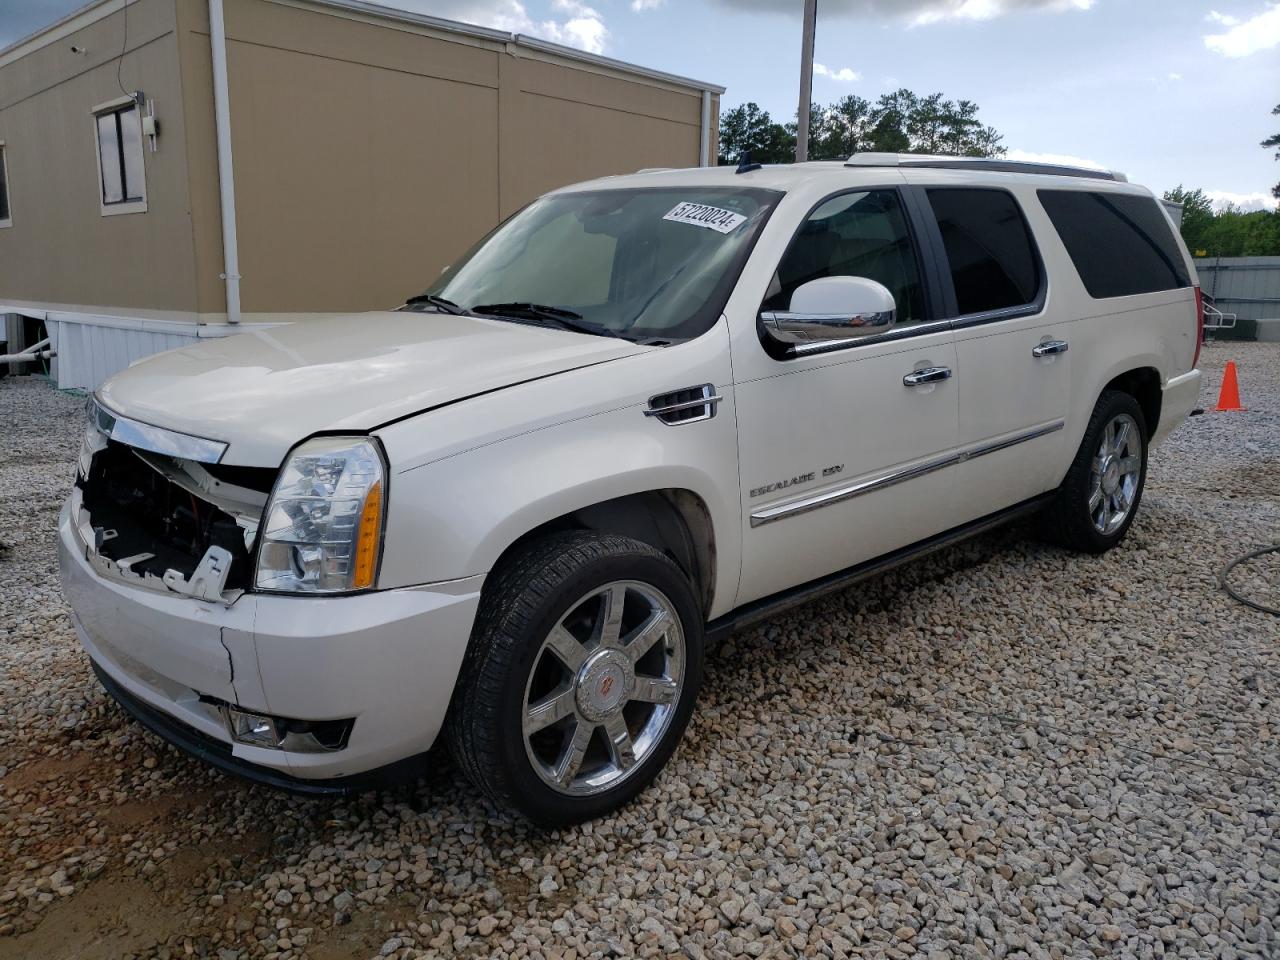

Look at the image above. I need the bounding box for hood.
[98,312,651,465]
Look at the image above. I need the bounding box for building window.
[93,100,146,215]
[0,143,11,227]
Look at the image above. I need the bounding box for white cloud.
[547,0,607,52]
[1205,189,1280,212]
[813,62,862,82]
[630,0,665,10]
[1204,3,1280,57]
[912,0,1092,25]
[1006,148,1109,170]
[1206,9,1240,25]
[375,0,607,53]
[709,0,1096,24]
[1167,71,1183,80]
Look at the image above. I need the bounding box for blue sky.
[4,0,1278,207]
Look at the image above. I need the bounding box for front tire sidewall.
[494,544,702,826]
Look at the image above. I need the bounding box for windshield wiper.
[403,293,467,315]
[471,302,621,339]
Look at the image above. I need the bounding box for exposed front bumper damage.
[59,498,485,786]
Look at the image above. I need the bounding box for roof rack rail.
[843,153,1127,183]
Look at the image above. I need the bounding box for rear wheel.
[446,532,703,826]
[1042,389,1148,554]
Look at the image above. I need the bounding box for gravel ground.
[1,342,1277,960]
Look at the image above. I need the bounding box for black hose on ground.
[1220,544,1280,616]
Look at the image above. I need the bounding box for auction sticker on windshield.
[663,202,747,234]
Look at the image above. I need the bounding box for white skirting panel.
[47,319,201,392]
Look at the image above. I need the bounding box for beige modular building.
[0,0,722,389]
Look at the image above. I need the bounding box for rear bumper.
[58,500,484,785]
[1153,369,1202,447]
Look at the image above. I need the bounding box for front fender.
[373,329,741,618]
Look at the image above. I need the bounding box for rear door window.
[926,188,1042,317]
[1038,190,1191,298]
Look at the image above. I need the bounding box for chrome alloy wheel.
[1089,412,1142,536]
[521,580,685,797]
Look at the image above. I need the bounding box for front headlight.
[255,436,387,594]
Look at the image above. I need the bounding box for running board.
[705,494,1052,644]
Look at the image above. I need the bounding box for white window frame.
[91,95,147,217]
[0,141,12,228]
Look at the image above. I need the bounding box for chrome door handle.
[1032,339,1069,358]
[903,366,952,386]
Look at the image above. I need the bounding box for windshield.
[417,186,782,342]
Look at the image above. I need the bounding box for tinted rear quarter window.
[926,188,1041,316]
[1038,190,1190,299]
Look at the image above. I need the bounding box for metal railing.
[1202,300,1237,334]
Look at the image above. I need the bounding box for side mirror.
[760,276,896,346]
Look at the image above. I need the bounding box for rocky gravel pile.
[1,343,1277,960]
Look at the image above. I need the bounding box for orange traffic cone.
[1214,361,1246,412]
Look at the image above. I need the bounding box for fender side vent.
[644,384,722,425]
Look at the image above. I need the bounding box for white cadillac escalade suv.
[59,154,1203,825]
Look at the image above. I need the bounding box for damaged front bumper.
[68,486,242,605]
[58,499,486,785]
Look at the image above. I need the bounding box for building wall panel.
[175,0,228,315]
[1,0,719,346]
[497,54,705,220]
[225,35,501,313]
[0,0,200,314]
[221,0,709,314]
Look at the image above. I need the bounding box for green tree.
[719,88,1006,165]
[1190,205,1280,258]
[867,88,916,153]
[1163,186,1214,251]
[784,101,829,161]
[817,95,873,158]
[717,102,794,165]
[868,89,1004,157]
[1243,210,1280,256]
[1262,103,1280,200]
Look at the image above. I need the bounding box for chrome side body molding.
[750,419,1066,527]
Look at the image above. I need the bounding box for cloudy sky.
[4,0,1278,208]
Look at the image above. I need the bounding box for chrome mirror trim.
[90,397,228,464]
[760,307,896,345]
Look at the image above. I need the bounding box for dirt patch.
[1233,460,1280,498]
[306,893,421,960]
[2,750,98,792]
[0,877,185,960]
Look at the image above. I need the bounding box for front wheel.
[1041,389,1148,554]
[446,532,703,826]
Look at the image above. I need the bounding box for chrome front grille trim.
[91,397,228,464]
[750,419,1065,527]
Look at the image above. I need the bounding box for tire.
[1041,389,1148,554]
[446,531,704,826]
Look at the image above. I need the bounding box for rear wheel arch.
[1100,366,1161,436]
